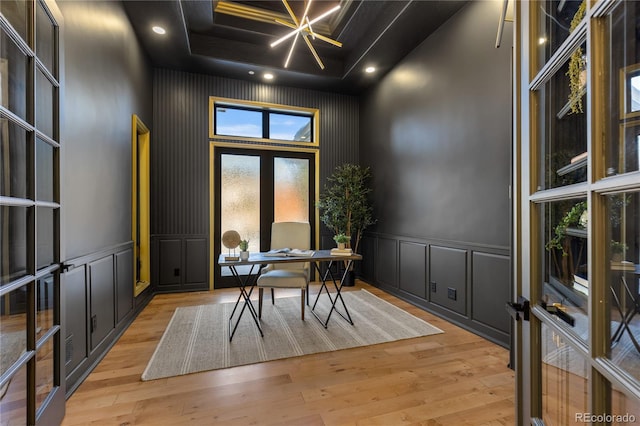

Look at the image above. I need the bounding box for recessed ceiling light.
[248,70,255,75]
[365,66,376,74]
[264,73,274,80]
[152,26,166,35]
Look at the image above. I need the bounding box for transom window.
[210,97,318,145]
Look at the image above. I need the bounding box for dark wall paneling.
[358,232,509,346]
[115,249,134,323]
[158,239,182,287]
[152,69,359,236]
[375,237,398,288]
[357,235,376,281]
[430,246,466,315]
[64,266,87,376]
[153,236,209,292]
[59,0,153,259]
[89,256,115,350]
[357,1,512,346]
[65,243,146,395]
[399,241,426,299]
[185,238,208,286]
[59,0,154,396]
[472,252,510,334]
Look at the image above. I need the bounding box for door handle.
[540,300,576,327]
[506,297,530,321]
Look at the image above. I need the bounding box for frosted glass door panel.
[274,157,309,222]
[221,154,260,254]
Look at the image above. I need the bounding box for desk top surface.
[218,249,362,266]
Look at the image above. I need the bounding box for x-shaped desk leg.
[610,281,640,353]
[310,259,354,328]
[228,264,263,341]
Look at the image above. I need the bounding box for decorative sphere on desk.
[222,230,241,249]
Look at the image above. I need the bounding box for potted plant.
[317,164,376,286]
[611,240,627,262]
[333,233,350,250]
[545,201,587,283]
[239,239,250,261]
[317,163,376,254]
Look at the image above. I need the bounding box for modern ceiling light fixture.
[271,0,342,70]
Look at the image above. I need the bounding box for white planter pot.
[240,251,249,261]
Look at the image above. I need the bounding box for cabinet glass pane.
[0,362,27,425]
[1,28,29,121]
[0,283,27,377]
[0,206,27,285]
[35,336,54,412]
[541,323,588,426]
[220,154,260,254]
[36,2,55,76]
[0,1,28,41]
[36,207,54,270]
[538,46,587,190]
[542,199,588,341]
[0,119,28,199]
[611,382,640,425]
[36,138,54,202]
[536,1,585,73]
[606,191,640,380]
[606,1,640,176]
[35,69,53,139]
[36,275,54,342]
[274,157,309,223]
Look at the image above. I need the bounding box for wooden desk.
[218,250,363,341]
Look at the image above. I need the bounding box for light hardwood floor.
[62,281,515,425]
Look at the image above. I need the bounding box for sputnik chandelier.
[270,0,342,70]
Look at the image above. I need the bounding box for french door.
[212,146,316,288]
[0,0,65,424]
[515,1,640,424]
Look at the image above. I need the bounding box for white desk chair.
[257,222,310,320]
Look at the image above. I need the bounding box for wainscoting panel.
[185,238,208,287]
[359,232,510,346]
[430,245,467,315]
[399,241,427,299]
[115,249,133,323]
[154,235,209,292]
[64,242,146,396]
[64,266,87,374]
[472,252,510,334]
[376,237,398,288]
[158,239,181,287]
[89,256,115,351]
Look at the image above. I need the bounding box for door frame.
[209,141,320,289]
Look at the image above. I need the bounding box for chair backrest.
[270,222,310,271]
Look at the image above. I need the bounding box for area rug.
[141,289,443,381]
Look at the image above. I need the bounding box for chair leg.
[271,288,275,304]
[301,289,305,320]
[258,288,263,319]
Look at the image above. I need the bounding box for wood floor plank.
[61,281,515,425]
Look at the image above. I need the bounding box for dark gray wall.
[359,1,513,346]
[151,70,359,290]
[59,0,153,394]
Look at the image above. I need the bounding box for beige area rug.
[141,289,443,381]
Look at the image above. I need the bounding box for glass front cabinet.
[516,0,640,424]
